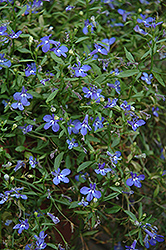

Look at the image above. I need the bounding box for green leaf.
[69,201,79,209]
[46,89,59,103]
[54,152,64,170]
[47,243,58,249]
[138,202,142,220]
[83,230,98,236]
[124,47,135,62]
[90,63,101,75]
[16,5,27,17]
[153,184,160,198]
[105,205,121,214]
[103,192,120,201]
[51,52,65,65]
[141,49,151,59]
[17,48,31,54]
[118,69,139,78]
[152,72,165,87]
[111,136,120,147]
[15,146,25,152]
[109,186,122,193]
[75,36,89,43]
[125,228,139,237]
[124,210,137,221]
[77,161,93,173]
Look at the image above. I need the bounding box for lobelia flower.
[83,19,95,35]
[8,30,22,39]
[47,212,60,224]
[143,228,164,248]
[66,138,78,149]
[9,187,27,200]
[37,34,57,53]
[29,156,38,168]
[75,114,92,136]
[71,61,91,77]
[107,151,122,168]
[141,72,153,84]
[126,172,145,188]
[43,114,61,132]
[89,43,108,56]
[14,160,25,172]
[104,98,118,108]
[125,240,138,250]
[13,219,29,234]
[152,107,159,117]
[82,86,104,103]
[114,241,124,250]
[51,168,71,185]
[67,119,80,135]
[127,118,146,131]
[65,5,74,12]
[25,62,36,77]
[80,183,101,202]
[19,124,33,134]
[50,42,68,57]
[0,26,8,36]
[40,78,50,85]
[34,231,47,250]
[92,116,104,131]
[0,53,11,70]
[5,219,13,226]
[0,190,10,204]
[107,80,121,94]
[78,197,89,207]
[98,37,116,52]
[134,25,148,35]
[120,100,131,112]
[13,86,33,106]
[118,9,131,22]
[94,162,112,176]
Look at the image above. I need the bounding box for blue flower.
[134,25,148,35]
[71,62,91,77]
[25,62,36,77]
[82,86,104,103]
[51,168,71,185]
[19,124,33,134]
[78,197,89,207]
[0,53,11,70]
[13,219,29,234]
[67,119,80,135]
[80,183,101,202]
[40,78,50,85]
[5,219,13,226]
[25,244,33,250]
[107,80,121,94]
[107,151,121,168]
[118,9,131,22]
[98,37,116,52]
[75,114,92,136]
[47,212,60,224]
[126,172,145,188]
[66,138,78,149]
[152,107,159,117]
[125,240,138,250]
[83,19,95,35]
[51,42,68,57]
[120,101,131,112]
[93,117,104,131]
[29,156,38,168]
[89,43,108,56]
[127,118,146,131]
[143,228,164,248]
[94,162,112,176]
[65,5,74,12]
[43,114,61,132]
[104,98,118,108]
[141,72,153,84]
[12,86,33,106]
[0,191,10,204]
[9,187,27,200]
[114,241,124,250]
[14,160,25,172]
[34,231,47,250]
[8,30,22,39]
[0,26,8,36]
[37,34,57,53]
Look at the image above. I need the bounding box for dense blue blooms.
[137,15,163,28]
[13,219,29,234]
[51,42,68,57]
[89,43,108,56]
[34,231,47,250]
[82,86,104,103]
[0,26,8,36]
[141,72,153,84]
[19,124,33,134]
[14,160,25,172]
[75,114,92,136]
[92,116,104,131]
[104,98,118,108]
[126,172,145,188]
[8,30,22,39]
[83,19,95,35]
[51,168,71,185]
[78,197,89,206]
[67,119,80,135]
[107,80,121,94]
[0,53,11,70]
[43,114,61,132]
[11,86,33,111]
[80,183,101,202]
[107,151,121,167]
[143,228,164,248]
[98,37,116,52]
[66,138,78,149]
[71,62,91,77]
[0,191,10,204]
[118,9,131,22]
[134,25,148,35]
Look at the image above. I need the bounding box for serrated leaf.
[77,161,93,173]
[46,89,59,103]
[124,47,135,62]
[54,152,64,170]
[118,69,139,78]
